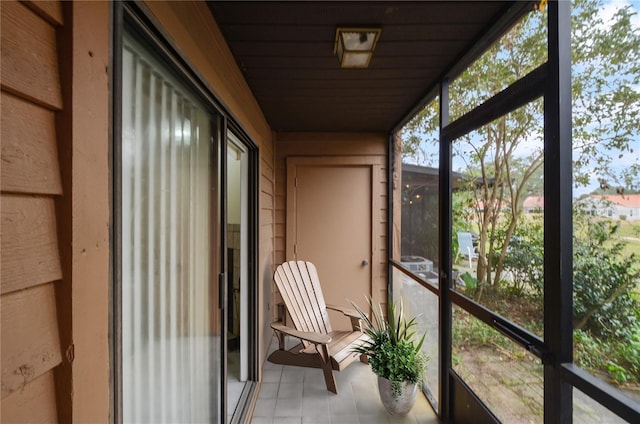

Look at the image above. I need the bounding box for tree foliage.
[572,0,640,192]
[400,0,640,290]
[500,214,544,298]
[573,215,640,339]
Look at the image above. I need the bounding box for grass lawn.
[625,240,640,258]
[613,219,640,262]
[617,219,640,238]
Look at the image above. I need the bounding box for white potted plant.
[351,298,428,416]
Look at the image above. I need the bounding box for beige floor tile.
[260,383,280,399]
[274,398,303,417]
[278,382,304,399]
[272,417,302,424]
[252,338,438,424]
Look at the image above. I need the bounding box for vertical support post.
[545,1,573,423]
[55,2,112,422]
[438,79,452,421]
[387,133,395,301]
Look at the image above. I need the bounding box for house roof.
[207,1,532,133]
[402,163,495,192]
[523,196,544,208]
[402,163,464,192]
[592,194,640,208]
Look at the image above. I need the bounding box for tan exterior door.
[287,157,375,331]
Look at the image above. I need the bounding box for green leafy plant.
[350,297,428,396]
[460,272,478,291]
[573,217,640,339]
[501,215,544,298]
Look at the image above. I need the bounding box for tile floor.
[250,339,439,424]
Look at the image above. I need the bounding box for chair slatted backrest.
[458,231,475,254]
[274,261,332,345]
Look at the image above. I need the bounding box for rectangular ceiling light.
[334,27,381,69]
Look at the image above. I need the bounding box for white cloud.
[600,0,640,29]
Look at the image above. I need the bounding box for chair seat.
[300,330,369,370]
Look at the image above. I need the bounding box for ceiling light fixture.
[334,27,381,69]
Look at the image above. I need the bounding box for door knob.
[362,259,369,266]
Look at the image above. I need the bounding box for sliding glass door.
[117,5,260,421]
[120,31,222,423]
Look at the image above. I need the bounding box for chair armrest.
[326,304,363,331]
[326,304,360,319]
[271,322,332,345]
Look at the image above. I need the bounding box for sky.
[602,0,640,27]
[401,0,640,199]
[573,0,640,196]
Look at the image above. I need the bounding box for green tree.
[572,0,640,192]
[401,0,640,290]
[573,215,640,338]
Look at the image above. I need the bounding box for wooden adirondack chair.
[268,260,369,394]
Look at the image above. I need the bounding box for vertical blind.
[121,35,219,423]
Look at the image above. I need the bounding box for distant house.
[577,194,640,221]
[523,196,544,213]
[473,199,510,214]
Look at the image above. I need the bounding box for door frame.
[286,155,384,304]
[223,124,260,424]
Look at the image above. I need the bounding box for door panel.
[289,162,372,331]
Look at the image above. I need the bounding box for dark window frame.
[389,1,640,422]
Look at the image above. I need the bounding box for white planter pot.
[377,376,418,416]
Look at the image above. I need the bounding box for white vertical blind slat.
[121,45,134,421]
[188,106,197,418]
[122,35,217,423]
[146,68,157,418]
[180,100,188,417]
[168,90,179,421]
[159,78,169,421]
[131,56,144,423]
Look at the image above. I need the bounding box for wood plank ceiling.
[208,1,516,132]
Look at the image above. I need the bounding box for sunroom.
[1,1,638,423]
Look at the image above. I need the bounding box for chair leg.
[317,345,338,394]
[275,330,286,350]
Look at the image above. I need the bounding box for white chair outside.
[457,231,479,268]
